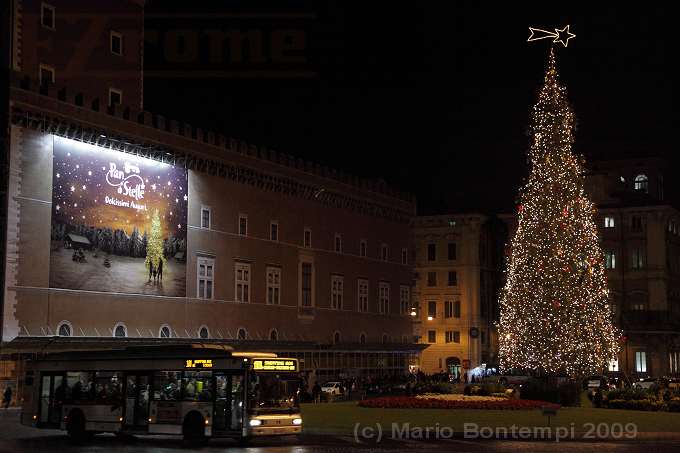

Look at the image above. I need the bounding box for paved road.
[2,409,680,452]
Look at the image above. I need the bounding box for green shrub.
[424,382,456,394]
[519,378,580,406]
[605,388,648,401]
[667,399,680,412]
[606,398,662,411]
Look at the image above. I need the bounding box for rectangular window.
[235,263,250,302]
[334,234,342,253]
[197,257,214,299]
[304,228,311,248]
[427,243,436,261]
[399,285,410,315]
[670,351,680,374]
[110,30,123,55]
[454,300,461,318]
[401,248,408,265]
[331,275,344,310]
[427,301,437,318]
[41,3,55,30]
[635,351,647,373]
[360,240,367,257]
[604,216,615,228]
[39,64,55,85]
[379,282,390,314]
[109,88,122,106]
[270,221,278,241]
[427,330,436,344]
[631,248,645,269]
[200,206,211,229]
[453,331,461,343]
[301,262,313,307]
[266,267,281,305]
[448,243,457,260]
[631,215,643,232]
[448,271,457,286]
[427,272,437,287]
[381,244,389,261]
[445,331,454,343]
[605,251,616,269]
[358,279,369,312]
[239,214,248,236]
[444,300,453,318]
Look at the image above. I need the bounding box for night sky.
[143,2,677,215]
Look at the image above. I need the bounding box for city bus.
[19,343,302,443]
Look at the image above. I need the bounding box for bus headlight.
[249,419,262,427]
[292,418,303,425]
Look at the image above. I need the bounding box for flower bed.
[359,396,559,410]
[416,393,506,402]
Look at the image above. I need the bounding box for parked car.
[497,372,532,387]
[633,377,660,390]
[321,381,343,395]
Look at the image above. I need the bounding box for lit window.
[237,328,247,340]
[631,248,645,270]
[605,252,616,270]
[113,322,127,338]
[304,228,312,248]
[108,88,122,107]
[197,257,214,299]
[198,326,209,339]
[331,275,344,310]
[300,261,313,307]
[41,3,55,30]
[269,329,278,341]
[235,262,250,302]
[635,351,647,373]
[448,243,457,260]
[334,234,342,253]
[57,321,72,337]
[427,272,437,287]
[604,216,615,228]
[201,206,211,229]
[360,239,367,257]
[358,279,368,312]
[333,331,341,344]
[159,325,171,338]
[448,271,457,286]
[632,303,645,311]
[401,248,408,265]
[379,282,390,314]
[634,174,648,193]
[266,267,281,305]
[399,285,410,315]
[427,330,436,343]
[238,214,248,235]
[110,31,123,56]
[270,221,278,241]
[427,244,436,261]
[39,64,55,85]
[670,351,680,374]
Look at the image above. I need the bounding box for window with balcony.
[379,282,389,314]
[266,267,281,305]
[197,257,214,299]
[427,301,436,318]
[235,262,250,302]
[399,285,410,315]
[358,279,369,312]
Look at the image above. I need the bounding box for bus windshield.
[250,373,300,413]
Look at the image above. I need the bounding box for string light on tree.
[497,47,620,377]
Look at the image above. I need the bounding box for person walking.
[3,386,12,409]
[312,382,321,403]
[157,258,164,281]
[148,262,154,282]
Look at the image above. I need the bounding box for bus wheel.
[66,410,90,444]
[182,412,206,445]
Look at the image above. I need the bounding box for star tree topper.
[528,25,576,47]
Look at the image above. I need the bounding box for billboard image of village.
[49,136,188,297]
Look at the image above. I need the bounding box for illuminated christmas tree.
[145,209,164,271]
[498,49,619,376]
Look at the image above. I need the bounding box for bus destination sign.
[253,359,297,372]
[185,359,213,368]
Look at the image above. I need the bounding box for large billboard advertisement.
[50,136,188,296]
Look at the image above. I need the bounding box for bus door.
[212,372,245,432]
[124,373,151,428]
[39,373,64,427]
